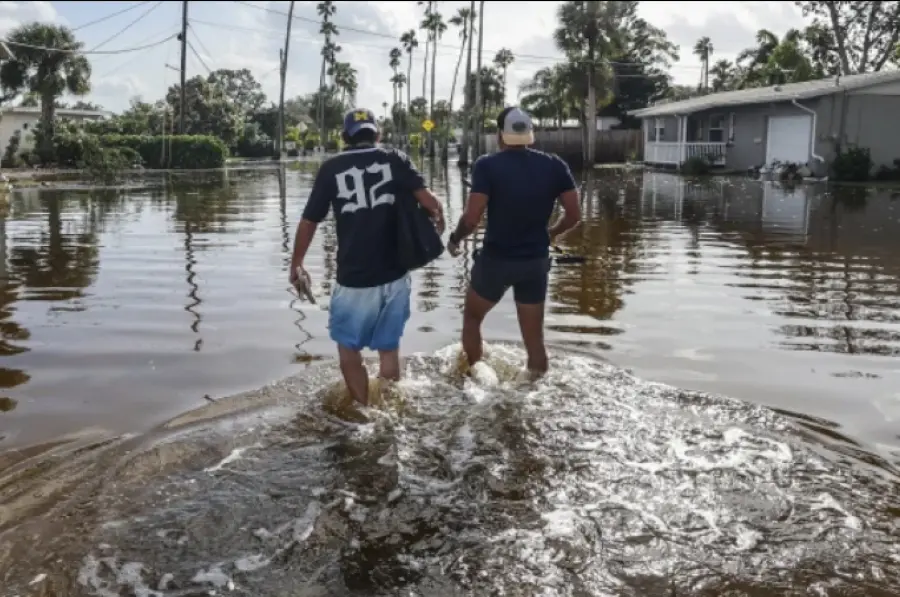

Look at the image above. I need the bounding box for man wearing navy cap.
[290,108,445,404]
[446,106,581,377]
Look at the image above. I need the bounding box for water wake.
[1,344,898,596]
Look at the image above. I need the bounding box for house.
[0,106,111,155]
[629,70,900,175]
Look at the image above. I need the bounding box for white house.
[0,106,111,155]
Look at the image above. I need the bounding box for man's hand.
[290,264,307,287]
[446,232,462,257]
[431,206,446,235]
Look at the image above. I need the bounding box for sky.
[0,1,811,115]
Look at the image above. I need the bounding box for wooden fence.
[480,128,644,167]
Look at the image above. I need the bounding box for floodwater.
[1,164,899,596]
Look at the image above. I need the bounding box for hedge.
[98,134,228,169]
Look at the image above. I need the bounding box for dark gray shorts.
[470,250,551,305]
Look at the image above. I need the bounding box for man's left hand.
[431,208,446,235]
[447,238,461,257]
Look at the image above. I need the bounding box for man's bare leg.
[378,349,401,381]
[338,344,369,405]
[462,288,497,369]
[515,301,548,376]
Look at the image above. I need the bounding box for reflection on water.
[0,167,899,454]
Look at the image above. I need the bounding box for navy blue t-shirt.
[470,148,577,260]
[302,146,426,288]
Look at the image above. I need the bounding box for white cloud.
[0,1,814,114]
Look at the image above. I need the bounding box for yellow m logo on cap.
[353,111,368,122]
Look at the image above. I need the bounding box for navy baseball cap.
[343,108,378,137]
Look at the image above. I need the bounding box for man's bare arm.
[291,219,319,272]
[549,189,581,244]
[449,192,488,244]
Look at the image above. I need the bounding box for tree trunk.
[428,30,438,157]
[443,31,467,162]
[422,34,430,102]
[474,1,485,157]
[318,55,327,148]
[458,0,476,166]
[406,52,414,146]
[39,94,56,163]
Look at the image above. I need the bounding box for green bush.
[831,147,873,182]
[873,158,900,182]
[99,134,228,169]
[682,155,712,176]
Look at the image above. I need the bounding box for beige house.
[0,106,110,155]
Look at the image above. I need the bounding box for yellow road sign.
[422,119,435,132]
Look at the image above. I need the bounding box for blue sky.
[0,1,810,114]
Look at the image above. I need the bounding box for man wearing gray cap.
[446,106,581,376]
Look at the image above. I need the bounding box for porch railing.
[644,142,727,166]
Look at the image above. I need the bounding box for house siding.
[840,94,900,169]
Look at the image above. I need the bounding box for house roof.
[1,106,111,118]
[629,69,900,118]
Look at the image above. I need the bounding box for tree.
[400,29,418,138]
[424,7,446,156]
[389,47,402,108]
[794,1,900,74]
[418,2,433,103]
[492,48,515,104]
[206,68,266,117]
[165,75,243,147]
[709,59,734,92]
[316,1,338,139]
[446,6,475,158]
[693,37,713,92]
[519,64,580,128]
[331,62,357,106]
[0,23,91,161]
[87,97,166,136]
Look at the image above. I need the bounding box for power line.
[228,0,669,68]
[97,30,177,78]
[187,40,213,75]
[1,35,177,55]
[72,1,153,32]
[186,23,215,69]
[89,0,165,52]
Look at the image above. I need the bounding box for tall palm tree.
[316,1,338,142]
[492,48,515,105]
[446,6,474,159]
[693,36,713,92]
[389,47,402,109]
[473,0,485,157]
[709,59,733,92]
[458,0,477,165]
[424,7,447,156]
[418,2,433,104]
[0,23,91,161]
[332,61,357,105]
[400,29,418,140]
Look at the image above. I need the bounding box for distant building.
[630,70,900,175]
[0,106,111,155]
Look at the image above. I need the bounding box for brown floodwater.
[1,164,899,596]
[1,166,898,459]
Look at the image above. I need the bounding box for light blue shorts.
[328,275,412,351]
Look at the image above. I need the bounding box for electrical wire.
[88,0,165,52]
[186,23,215,68]
[1,35,177,55]
[228,0,681,69]
[71,1,153,32]
[96,30,177,78]
[187,40,213,75]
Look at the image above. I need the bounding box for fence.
[480,128,643,167]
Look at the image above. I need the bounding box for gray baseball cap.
[498,106,535,146]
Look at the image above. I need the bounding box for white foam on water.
[204,443,261,473]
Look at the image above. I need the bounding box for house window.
[728,113,735,142]
[709,114,725,143]
[653,117,665,142]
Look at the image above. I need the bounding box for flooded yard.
[2,166,899,457]
[1,164,899,596]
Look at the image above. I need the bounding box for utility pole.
[179,0,188,134]
[457,0,475,167]
[473,0,485,157]
[276,0,295,160]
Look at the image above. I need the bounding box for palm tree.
[693,37,713,92]
[389,47,402,109]
[458,0,477,165]
[0,23,91,161]
[424,7,446,157]
[418,2,433,104]
[519,64,578,127]
[332,61,357,105]
[316,1,338,142]
[446,6,475,159]
[400,29,418,140]
[553,0,621,165]
[492,48,515,104]
[709,59,734,92]
[473,0,485,157]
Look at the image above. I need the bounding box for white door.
[765,114,813,165]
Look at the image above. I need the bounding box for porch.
[642,112,733,168]
[644,141,728,167]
